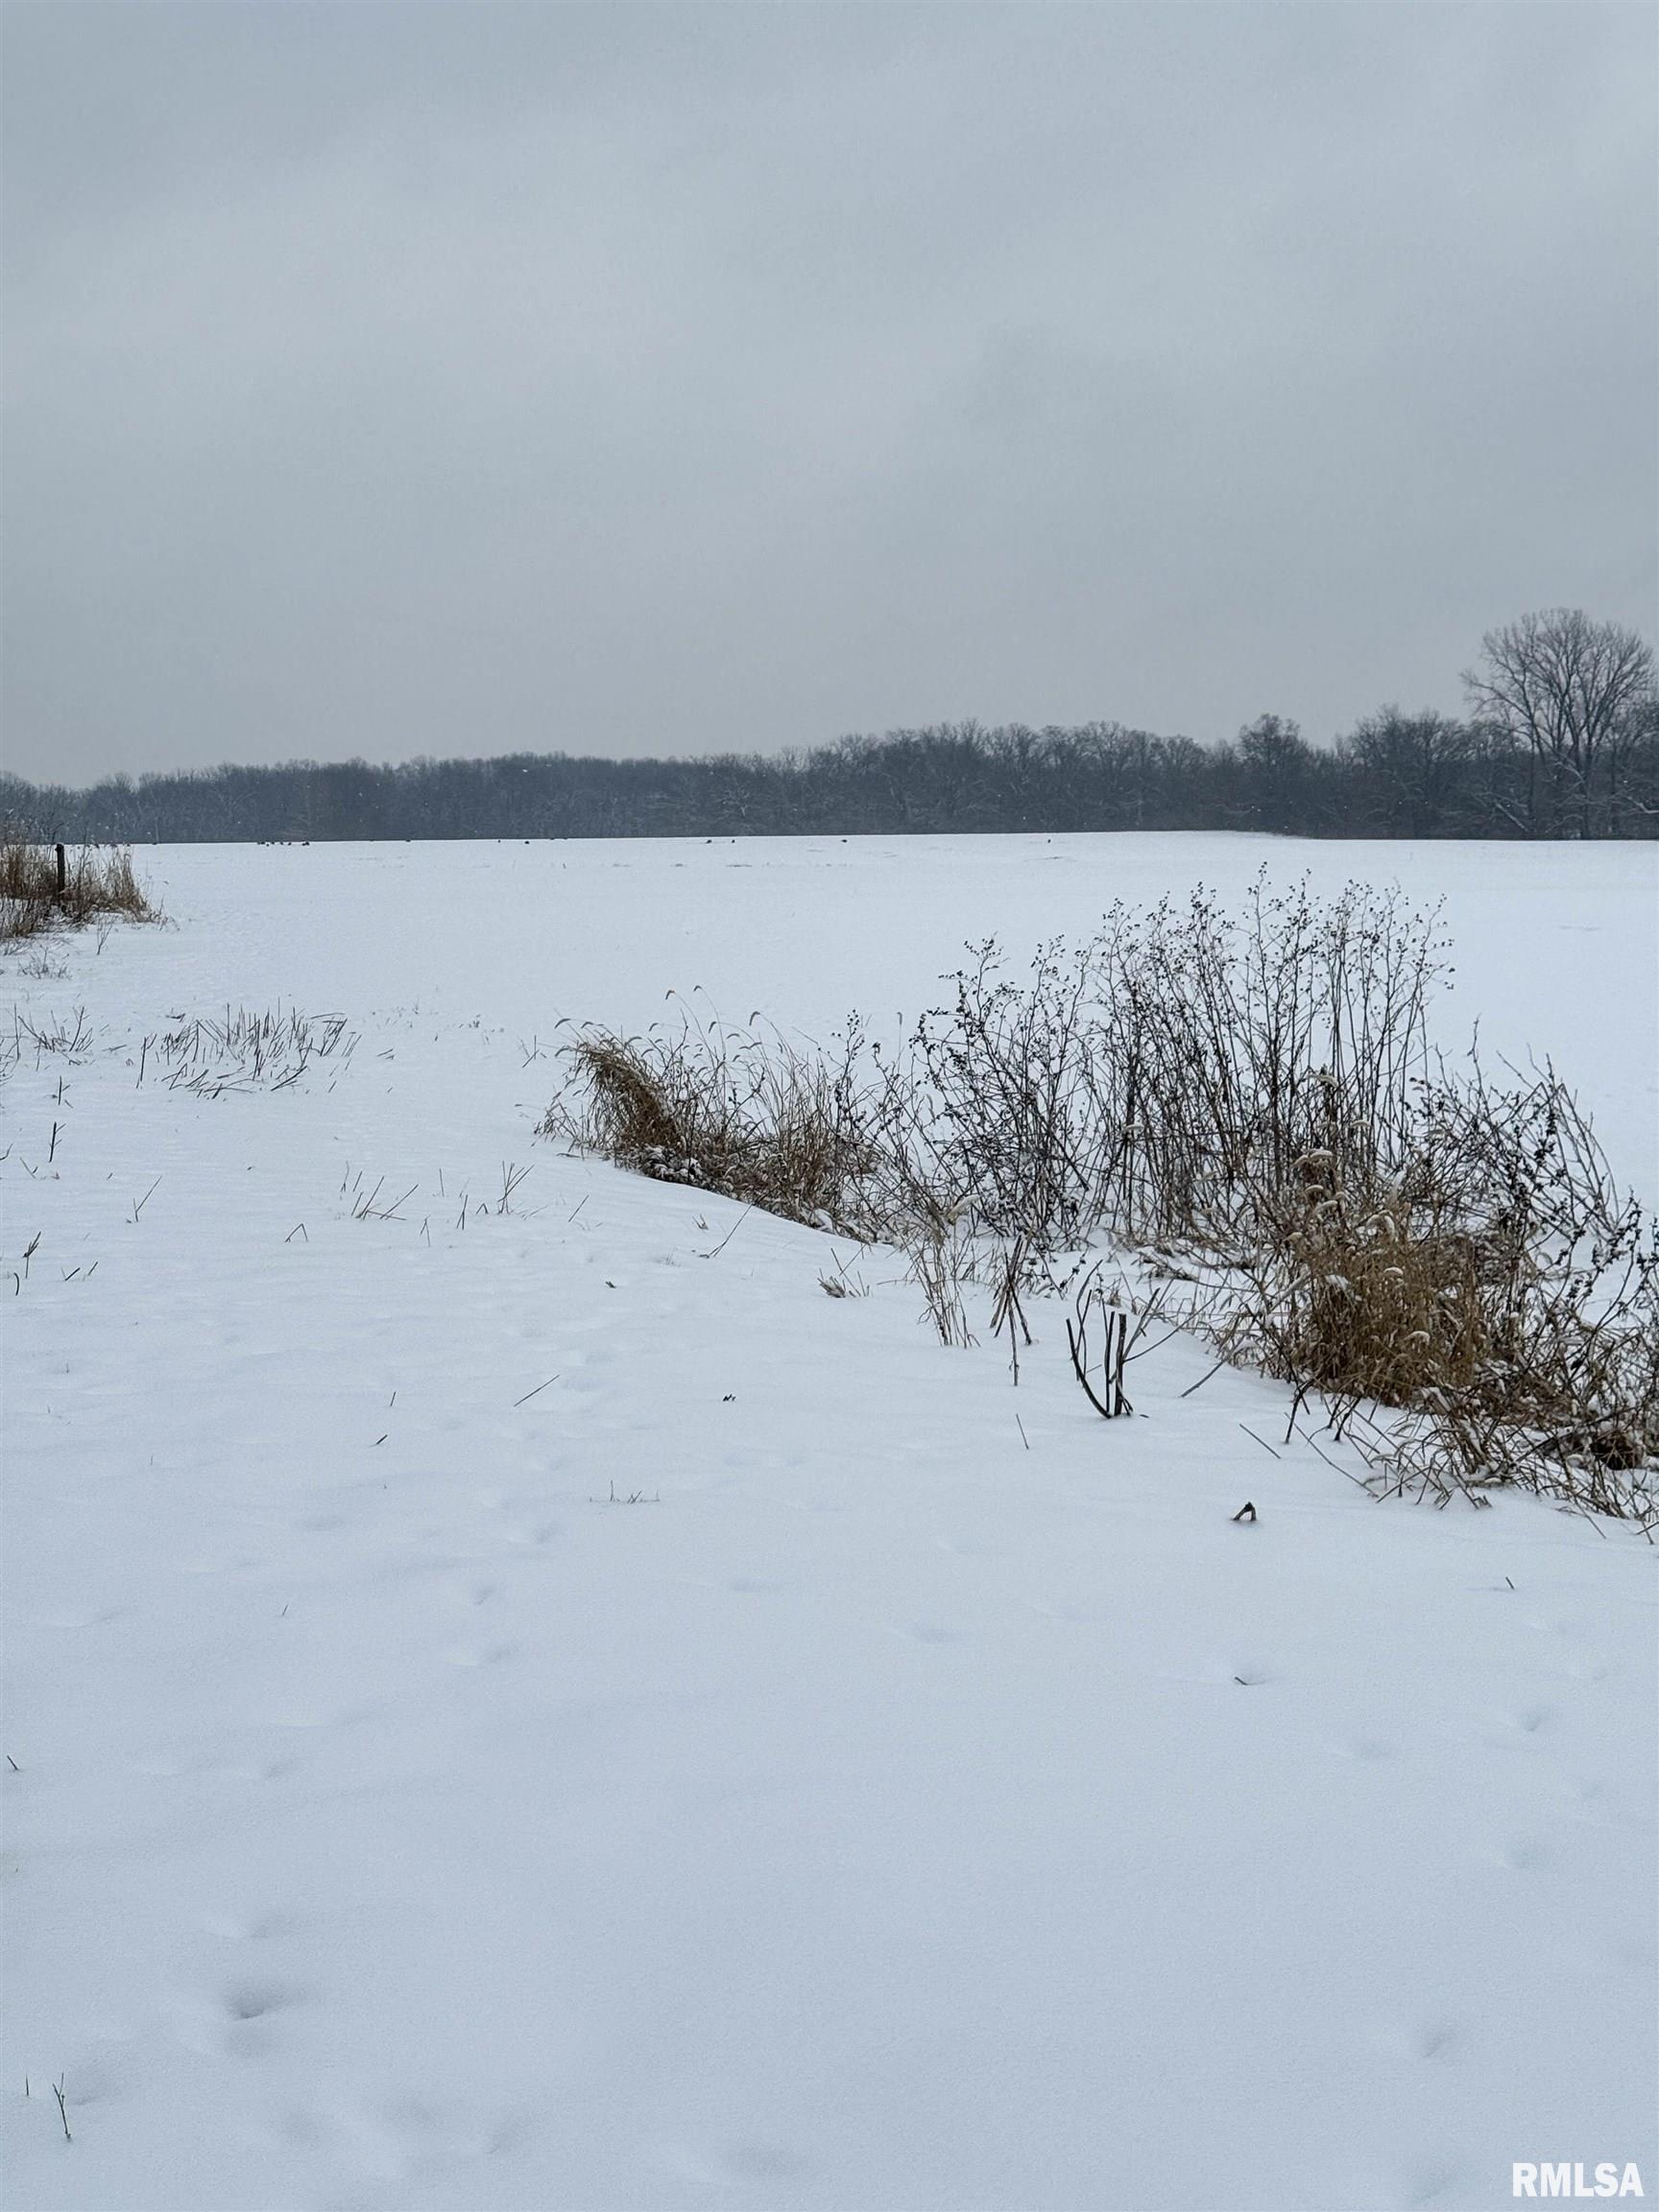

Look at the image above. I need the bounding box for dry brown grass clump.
[1179,1064,1658,1525]
[540,1017,896,1237]
[1254,1183,1489,1408]
[0,829,157,941]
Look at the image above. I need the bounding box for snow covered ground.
[4,833,1655,2212]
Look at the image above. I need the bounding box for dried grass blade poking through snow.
[135,1007,359,1097]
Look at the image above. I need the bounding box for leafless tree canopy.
[1464,608,1656,837]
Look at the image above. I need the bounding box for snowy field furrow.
[4,834,1655,2212]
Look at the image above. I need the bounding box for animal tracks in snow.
[443,1637,520,1670]
[223,1977,307,2026]
[1333,1736,1396,1763]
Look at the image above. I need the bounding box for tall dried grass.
[540,1013,901,1237]
[0,829,156,941]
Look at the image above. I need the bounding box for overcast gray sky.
[3,3,1654,785]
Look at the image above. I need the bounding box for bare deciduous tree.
[1464,609,1656,837]
[1342,707,1474,837]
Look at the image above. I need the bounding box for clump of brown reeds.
[540,1013,902,1238]
[0,827,157,942]
[1262,1185,1489,1407]
[1297,1068,1659,1524]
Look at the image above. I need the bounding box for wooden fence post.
[55,844,67,908]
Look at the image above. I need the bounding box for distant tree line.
[7,611,1654,845]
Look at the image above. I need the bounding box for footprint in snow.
[219,1750,295,1784]
[438,1575,498,1609]
[306,2093,521,2184]
[1494,1837,1546,1871]
[505,1520,562,1549]
[720,2142,806,2178]
[1476,1704,1556,1751]
[225,1978,305,2023]
[671,2141,808,2188]
[49,2054,123,2108]
[1402,2157,1466,2206]
[1415,2021,1461,2060]
[265,1700,374,1731]
[205,1908,296,1943]
[445,1639,519,1669]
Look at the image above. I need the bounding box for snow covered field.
[4,833,1655,2212]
